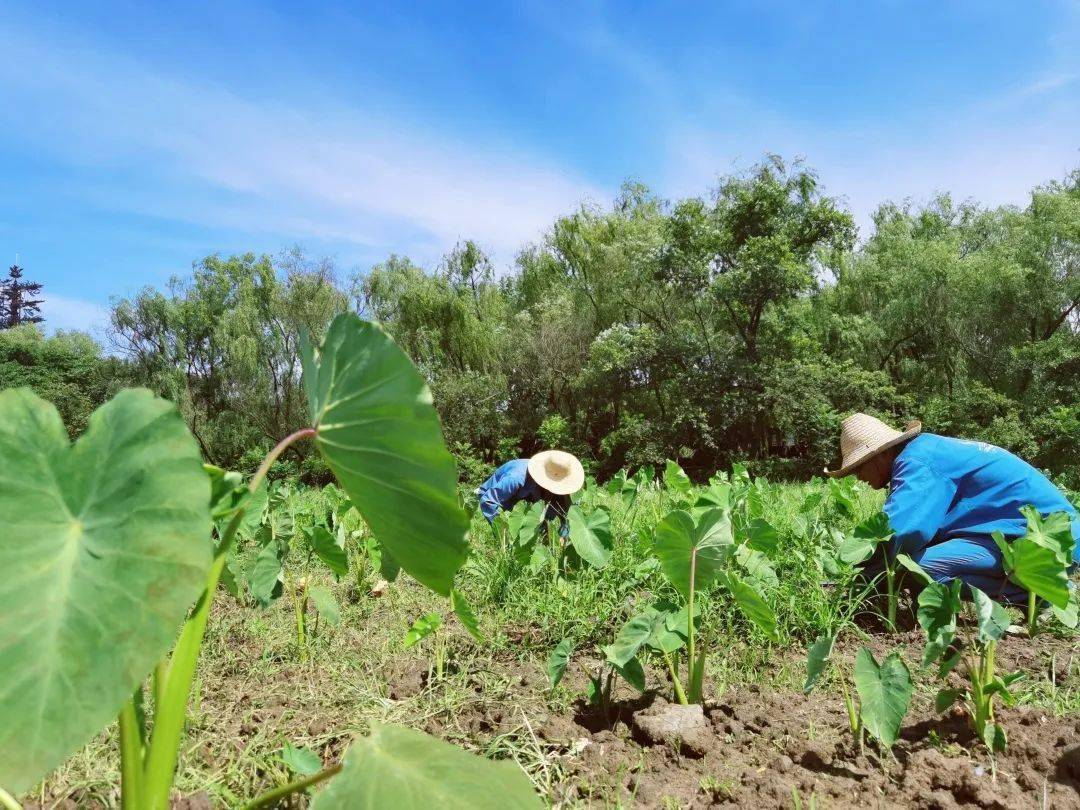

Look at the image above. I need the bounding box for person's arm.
[546,494,571,538]
[478,464,525,523]
[884,457,956,556]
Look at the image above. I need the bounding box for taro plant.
[993,507,1078,637]
[804,633,912,754]
[650,500,780,704]
[403,590,484,683]
[916,576,1022,753]
[837,512,906,632]
[0,313,539,809]
[547,632,648,725]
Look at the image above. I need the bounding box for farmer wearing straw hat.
[477,450,585,536]
[828,414,1080,603]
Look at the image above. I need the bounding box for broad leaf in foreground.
[311,724,541,809]
[853,648,912,749]
[0,388,212,793]
[566,505,613,568]
[304,314,469,595]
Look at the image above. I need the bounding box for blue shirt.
[885,433,1080,561]
[477,459,570,534]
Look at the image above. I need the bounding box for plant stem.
[292,579,308,662]
[239,764,343,810]
[1027,590,1038,638]
[687,549,697,701]
[153,661,167,713]
[142,428,314,810]
[662,651,689,705]
[118,696,144,810]
[0,786,22,810]
[884,559,896,633]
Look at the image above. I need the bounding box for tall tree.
[0,264,45,328]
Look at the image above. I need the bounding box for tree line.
[3,157,1078,487]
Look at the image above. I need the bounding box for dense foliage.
[9,158,1079,484]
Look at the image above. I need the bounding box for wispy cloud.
[43,295,110,336]
[0,21,605,267]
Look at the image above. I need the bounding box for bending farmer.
[828,413,1080,604]
[477,450,585,537]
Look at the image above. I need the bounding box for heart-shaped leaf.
[566,505,612,568]
[853,648,912,749]
[306,525,349,579]
[249,542,285,606]
[404,613,443,647]
[653,508,732,599]
[307,585,341,626]
[999,536,1070,609]
[1020,506,1075,566]
[664,460,692,496]
[971,587,1010,643]
[0,388,211,793]
[721,570,779,642]
[304,315,469,595]
[310,724,541,809]
[917,579,962,665]
[547,638,574,689]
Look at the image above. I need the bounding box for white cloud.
[0,23,605,267]
[42,295,110,336]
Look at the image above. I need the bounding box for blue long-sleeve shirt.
[884,434,1080,560]
[477,459,570,535]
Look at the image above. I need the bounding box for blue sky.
[2,1,1078,335]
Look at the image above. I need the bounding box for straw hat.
[528,450,585,495]
[825,414,922,478]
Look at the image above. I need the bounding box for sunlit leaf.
[404,613,443,648]
[663,460,692,496]
[853,648,912,749]
[971,587,1010,643]
[721,570,779,642]
[307,525,349,579]
[282,742,323,776]
[0,388,211,793]
[566,505,613,568]
[1020,506,1075,566]
[653,508,732,599]
[305,314,469,596]
[249,543,285,607]
[311,724,541,809]
[547,638,574,689]
[451,589,484,643]
[307,585,341,627]
[999,536,1070,609]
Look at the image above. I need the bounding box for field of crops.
[2,314,1078,810]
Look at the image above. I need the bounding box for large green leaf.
[307,525,349,579]
[1021,506,1076,566]
[971,587,1010,643]
[743,518,780,556]
[721,571,779,642]
[248,542,285,607]
[547,638,574,689]
[305,314,469,595]
[311,724,541,809]
[853,648,912,749]
[663,460,693,496]
[996,534,1070,609]
[566,505,613,568]
[604,603,686,668]
[653,508,732,599]
[917,579,961,665]
[507,500,546,549]
[0,388,212,793]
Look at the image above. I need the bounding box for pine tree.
[0,264,44,328]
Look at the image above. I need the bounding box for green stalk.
[1026,591,1038,638]
[884,559,897,633]
[0,786,22,810]
[686,549,697,702]
[152,661,167,713]
[239,764,343,810]
[662,651,688,706]
[142,427,315,810]
[118,696,144,809]
[292,581,308,662]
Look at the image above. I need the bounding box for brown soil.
[521,631,1080,809]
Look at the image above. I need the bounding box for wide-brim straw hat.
[825,414,922,478]
[528,450,585,495]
